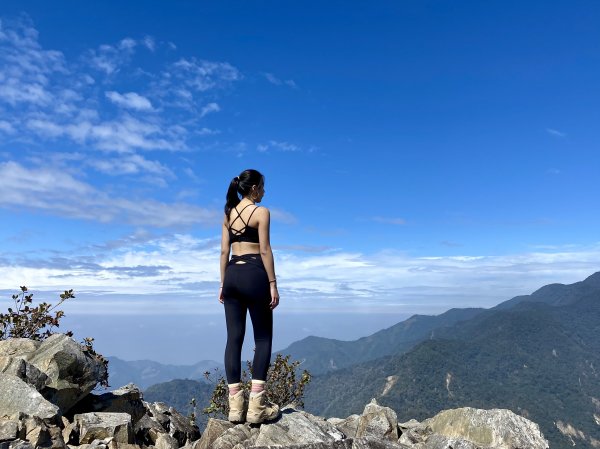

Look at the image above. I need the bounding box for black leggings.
[222,254,273,383]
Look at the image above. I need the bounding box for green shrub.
[203,354,312,417]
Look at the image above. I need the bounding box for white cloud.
[546,128,566,138]
[86,154,174,178]
[170,58,241,92]
[142,36,156,51]
[1,231,598,316]
[263,72,298,89]
[200,102,220,117]
[0,161,218,227]
[270,208,298,225]
[258,140,300,152]
[0,120,15,134]
[105,91,154,111]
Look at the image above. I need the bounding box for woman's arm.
[257,207,279,309]
[219,216,231,303]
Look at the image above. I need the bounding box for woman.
[219,169,281,424]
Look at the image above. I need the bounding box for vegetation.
[203,354,312,418]
[0,286,75,340]
[0,286,109,387]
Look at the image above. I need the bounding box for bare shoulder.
[254,206,270,224]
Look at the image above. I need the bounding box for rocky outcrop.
[0,334,550,449]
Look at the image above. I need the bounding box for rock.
[0,373,59,419]
[415,433,479,449]
[0,420,19,443]
[75,413,132,444]
[253,406,344,447]
[133,413,166,446]
[212,424,258,449]
[27,334,108,413]
[424,407,549,449]
[397,420,432,446]
[71,384,146,426]
[329,415,360,439]
[155,432,179,449]
[18,415,53,448]
[0,339,40,359]
[0,357,49,391]
[143,402,200,446]
[193,418,234,449]
[355,399,399,441]
[5,440,35,449]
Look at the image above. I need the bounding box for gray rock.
[27,334,108,413]
[212,424,258,449]
[0,373,59,419]
[415,433,480,449]
[397,421,432,446]
[250,438,407,448]
[423,407,549,449]
[18,415,53,448]
[133,413,166,445]
[0,420,18,442]
[155,432,179,449]
[330,415,360,439]
[75,413,132,444]
[143,402,200,446]
[71,384,146,426]
[0,357,49,391]
[355,399,399,441]
[253,407,344,446]
[5,440,34,449]
[0,340,40,359]
[193,418,234,449]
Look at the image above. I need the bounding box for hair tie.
[234,176,239,182]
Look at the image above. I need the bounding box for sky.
[1,1,599,364]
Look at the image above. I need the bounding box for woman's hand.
[270,283,279,310]
[218,286,224,304]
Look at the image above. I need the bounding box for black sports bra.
[228,204,260,244]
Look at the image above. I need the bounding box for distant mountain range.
[303,272,600,449]
[106,356,222,390]
[138,272,600,448]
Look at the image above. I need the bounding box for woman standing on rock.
[219,169,281,424]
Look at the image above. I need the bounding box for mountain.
[304,272,600,449]
[107,356,222,390]
[276,307,484,374]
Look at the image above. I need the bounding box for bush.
[203,354,312,417]
[0,286,110,388]
[0,286,75,340]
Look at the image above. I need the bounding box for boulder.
[0,419,19,442]
[355,400,399,441]
[423,407,549,449]
[328,414,360,439]
[70,384,146,426]
[0,373,59,419]
[3,440,34,449]
[155,432,179,449]
[253,406,344,447]
[0,339,40,359]
[144,402,200,446]
[0,357,49,391]
[74,413,132,444]
[193,418,234,449]
[133,413,167,446]
[415,433,479,449]
[211,424,258,449]
[397,420,432,446]
[27,334,108,413]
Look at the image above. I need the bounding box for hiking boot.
[246,390,280,424]
[228,390,247,423]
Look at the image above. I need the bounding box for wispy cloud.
[257,140,300,152]
[263,72,298,89]
[371,216,406,225]
[0,161,219,227]
[546,128,566,138]
[200,102,220,117]
[105,91,154,111]
[1,232,598,315]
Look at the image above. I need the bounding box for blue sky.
[1,1,599,363]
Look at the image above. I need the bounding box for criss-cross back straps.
[229,204,258,236]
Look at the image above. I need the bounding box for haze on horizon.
[0,1,599,363]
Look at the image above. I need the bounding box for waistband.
[228,253,263,268]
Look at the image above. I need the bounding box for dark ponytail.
[224,169,264,216]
